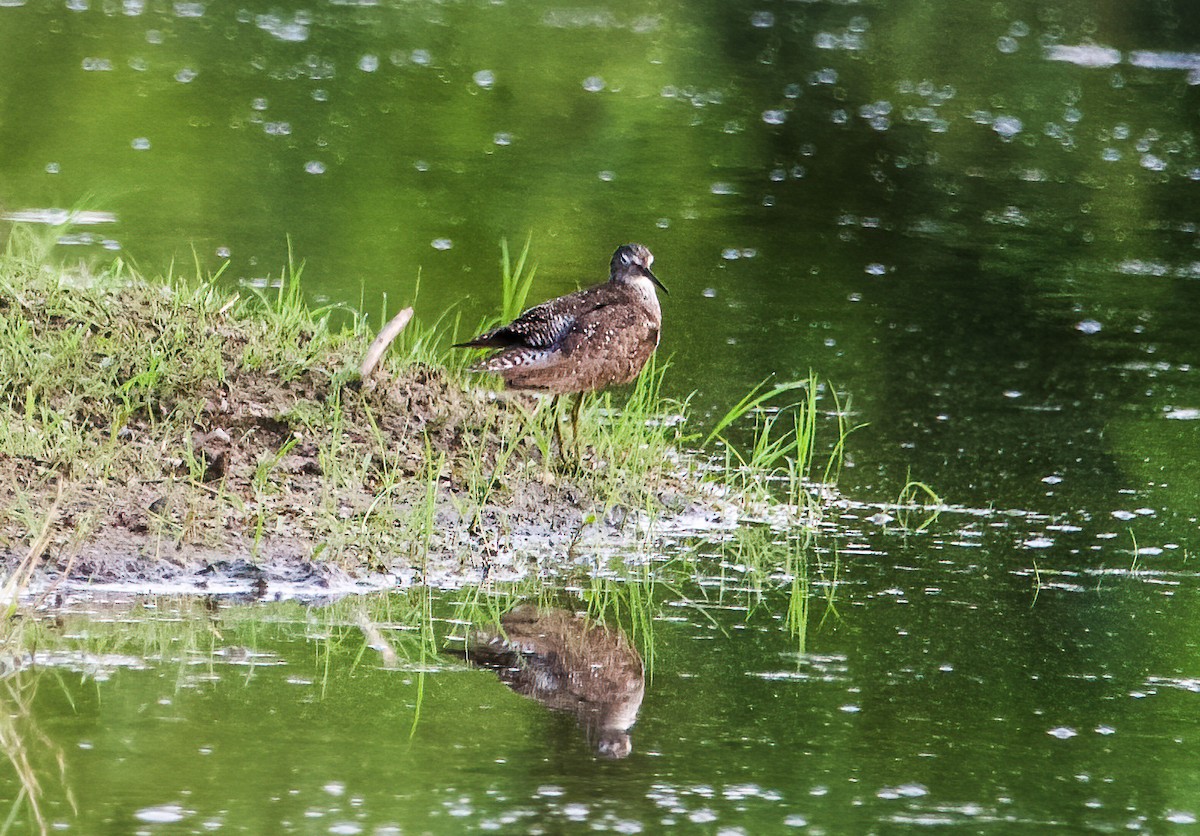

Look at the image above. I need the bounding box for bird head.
[610,244,667,294]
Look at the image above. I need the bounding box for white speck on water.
[710,182,737,195]
[784,83,802,98]
[131,137,151,150]
[251,97,269,111]
[1140,153,1167,171]
[329,824,362,835]
[82,57,113,71]
[304,160,325,174]
[358,54,379,73]
[878,783,928,800]
[656,217,670,229]
[997,36,1019,54]
[722,248,741,260]
[839,704,860,713]
[1044,44,1121,68]
[598,170,615,181]
[264,122,291,136]
[493,132,512,146]
[1023,537,1054,549]
[473,69,495,88]
[1004,389,1022,398]
[1111,510,1136,521]
[323,782,345,797]
[410,49,431,66]
[751,10,775,28]
[1102,147,1122,161]
[993,115,1023,139]
[1049,727,1078,739]
[216,246,230,258]
[414,160,429,172]
[830,108,848,124]
[1010,20,1030,37]
[1165,407,1200,420]
[1076,319,1102,334]
[174,67,197,83]
[1095,725,1116,735]
[1042,475,1063,484]
[702,288,717,298]
[865,263,887,275]
[582,75,605,92]
[45,162,60,174]
[563,803,589,821]
[784,814,808,827]
[687,809,718,824]
[1128,50,1200,71]
[536,785,565,798]
[1137,546,1164,556]
[255,13,308,42]
[762,109,787,125]
[135,805,187,823]
[1166,811,1197,825]
[431,238,453,250]
[312,88,328,102]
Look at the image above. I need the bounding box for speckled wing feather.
[457,291,589,350]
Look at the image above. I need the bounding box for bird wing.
[455,297,578,349]
[557,299,653,357]
[500,300,577,348]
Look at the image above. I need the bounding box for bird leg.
[569,393,586,460]
[550,395,565,458]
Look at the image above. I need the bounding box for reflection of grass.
[0,670,76,835]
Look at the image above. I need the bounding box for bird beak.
[644,267,668,295]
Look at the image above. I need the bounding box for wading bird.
[455,243,666,456]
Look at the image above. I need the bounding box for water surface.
[3,0,1200,830]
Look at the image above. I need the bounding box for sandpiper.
[455,243,666,453]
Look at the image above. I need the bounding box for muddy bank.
[5,361,737,597]
[2,262,747,599]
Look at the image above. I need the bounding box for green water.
[5,0,1200,830]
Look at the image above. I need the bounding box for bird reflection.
[465,605,645,758]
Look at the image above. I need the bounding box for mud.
[4,360,737,601]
